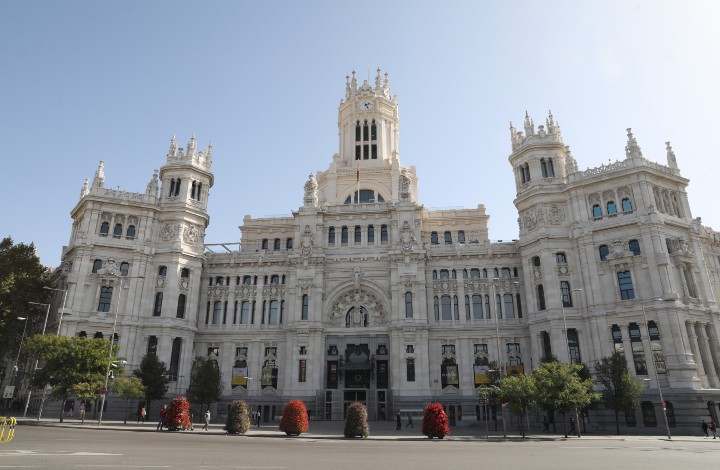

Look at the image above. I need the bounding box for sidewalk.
[11,416,704,442]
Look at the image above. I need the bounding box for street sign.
[2,386,14,399]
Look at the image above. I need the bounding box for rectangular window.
[168,337,182,382]
[441,295,452,320]
[629,323,647,375]
[625,410,637,427]
[354,225,362,244]
[98,286,113,312]
[617,271,635,300]
[405,292,413,318]
[641,401,657,427]
[380,225,388,243]
[301,295,309,320]
[264,347,277,356]
[406,358,415,382]
[298,359,307,382]
[441,344,456,355]
[341,226,348,244]
[235,347,248,356]
[556,252,567,264]
[474,344,488,354]
[327,361,338,389]
[406,345,414,353]
[367,225,375,243]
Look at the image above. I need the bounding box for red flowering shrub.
[164,397,192,431]
[422,403,450,439]
[279,400,309,436]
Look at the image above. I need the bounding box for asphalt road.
[2,426,720,470]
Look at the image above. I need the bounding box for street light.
[43,286,69,335]
[640,298,671,440]
[23,302,51,418]
[98,272,144,426]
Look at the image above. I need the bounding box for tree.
[0,237,50,382]
[111,376,145,424]
[499,374,537,438]
[24,335,121,423]
[133,354,169,416]
[72,382,102,424]
[475,360,502,430]
[186,356,223,419]
[279,400,310,436]
[595,352,645,435]
[532,361,599,437]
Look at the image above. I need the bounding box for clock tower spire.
[338,68,399,168]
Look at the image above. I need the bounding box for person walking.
[405,413,414,428]
[396,412,402,430]
[157,405,167,431]
[569,417,576,435]
[138,406,146,423]
[202,410,211,431]
[710,419,717,439]
[702,419,709,437]
[543,416,550,434]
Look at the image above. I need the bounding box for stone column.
[698,325,719,388]
[687,322,708,388]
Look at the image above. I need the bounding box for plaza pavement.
[9,415,710,442]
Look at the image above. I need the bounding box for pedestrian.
[256,410,261,428]
[138,406,146,423]
[203,410,211,431]
[569,417,576,435]
[190,411,194,431]
[78,401,86,422]
[702,419,709,437]
[405,413,414,428]
[396,412,402,430]
[157,405,167,431]
[710,419,717,439]
[543,416,550,434]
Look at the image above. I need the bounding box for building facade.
[50,70,720,432]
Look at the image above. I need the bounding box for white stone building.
[48,69,720,432]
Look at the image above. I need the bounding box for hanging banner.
[506,364,525,377]
[474,365,490,385]
[232,367,248,388]
[441,364,459,388]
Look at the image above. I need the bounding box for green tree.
[24,335,121,423]
[187,356,223,418]
[111,376,146,424]
[72,381,102,424]
[595,352,645,435]
[475,361,502,430]
[533,361,599,437]
[0,237,50,382]
[133,354,169,416]
[499,374,537,438]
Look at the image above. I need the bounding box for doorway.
[343,390,367,417]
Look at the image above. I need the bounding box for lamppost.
[98,273,143,426]
[23,302,51,418]
[640,298,671,440]
[560,287,583,437]
[43,286,69,335]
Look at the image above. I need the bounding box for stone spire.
[625,128,643,159]
[80,178,89,198]
[146,169,159,197]
[375,67,382,91]
[565,145,578,173]
[351,70,358,92]
[187,133,197,158]
[167,134,178,158]
[666,141,678,169]
[523,111,535,136]
[92,161,105,188]
[205,141,213,165]
[546,110,557,134]
[346,74,351,99]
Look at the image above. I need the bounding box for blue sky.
[3,1,719,266]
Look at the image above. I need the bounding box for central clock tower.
[337,69,400,167]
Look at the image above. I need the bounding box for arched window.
[153,292,163,316]
[120,262,129,276]
[592,204,602,218]
[363,120,369,141]
[496,294,503,319]
[169,178,175,196]
[568,329,581,363]
[355,120,361,142]
[432,270,438,280]
[273,238,281,251]
[174,179,181,197]
[504,294,515,319]
[328,227,335,244]
[345,307,369,327]
[212,301,222,324]
[302,294,309,320]
[240,301,250,324]
[629,239,641,256]
[501,267,511,278]
[453,295,460,320]
[458,231,465,243]
[434,296,440,321]
[181,268,189,278]
[532,256,541,267]
[177,294,186,319]
[607,201,617,215]
[158,266,167,276]
[537,284,546,311]
[113,223,123,238]
[367,225,375,243]
[380,224,388,243]
[354,225,362,244]
[126,225,136,239]
[451,270,457,279]
[542,331,552,361]
[541,158,554,178]
[444,231,452,244]
[270,275,279,285]
[465,295,471,319]
[561,281,573,307]
[98,286,113,312]
[599,244,609,261]
[484,295,491,319]
[281,275,286,284]
[147,335,158,355]
[261,239,269,250]
[268,300,279,324]
[622,198,633,212]
[439,269,449,279]
[431,232,439,245]
[92,259,103,273]
[405,292,413,318]
[541,159,548,178]
[100,222,109,236]
[215,276,224,286]
[286,238,293,250]
[341,226,348,244]
[470,268,480,279]
[516,294,523,318]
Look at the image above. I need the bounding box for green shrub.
[344,402,369,438]
[225,400,251,434]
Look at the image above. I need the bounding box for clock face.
[360,100,373,111]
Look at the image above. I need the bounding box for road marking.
[0,451,122,457]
